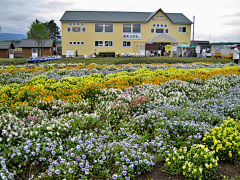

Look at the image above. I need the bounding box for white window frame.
[164,24,168,27]
[151,29,154,33]
[81,42,84,45]
[73,22,76,26]
[82,27,86,32]
[81,23,84,26]
[105,41,113,47]
[77,42,81,45]
[123,41,131,47]
[69,41,73,45]
[165,29,169,34]
[178,26,187,33]
[69,23,72,26]
[95,41,103,47]
[72,27,81,32]
[156,29,164,33]
[153,24,156,27]
[67,27,71,32]
[77,23,80,26]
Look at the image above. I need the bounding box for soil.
[136,159,240,180]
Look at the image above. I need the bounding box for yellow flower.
[182,165,186,170]
[167,162,171,165]
[229,151,232,157]
[209,163,213,168]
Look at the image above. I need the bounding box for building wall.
[61,10,191,56]
[0,49,8,58]
[22,47,54,58]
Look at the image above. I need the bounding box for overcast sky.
[0,0,240,43]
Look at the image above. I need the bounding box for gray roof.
[0,42,15,50]
[60,8,192,24]
[19,39,55,48]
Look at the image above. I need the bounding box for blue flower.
[122,171,127,176]
[55,169,60,175]
[68,168,73,173]
[112,174,118,179]
[48,172,52,176]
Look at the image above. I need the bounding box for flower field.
[0,63,240,180]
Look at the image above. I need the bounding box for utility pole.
[192,16,195,42]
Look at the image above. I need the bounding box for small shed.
[19,39,56,58]
[0,42,15,58]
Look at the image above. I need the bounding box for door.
[140,45,145,56]
[9,49,14,59]
[32,48,38,58]
[66,49,74,58]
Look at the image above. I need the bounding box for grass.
[0,56,233,66]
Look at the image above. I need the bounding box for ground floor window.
[123,41,131,47]
[105,41,113,46]
[95,41,103,46]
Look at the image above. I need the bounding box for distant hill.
[1,33,27,40]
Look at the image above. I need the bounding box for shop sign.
[165,45,172,51]
[123,34,141,39]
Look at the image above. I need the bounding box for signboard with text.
[165,45,172,51]
[123,34,141,39]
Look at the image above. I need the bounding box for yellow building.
[60,8,192,57]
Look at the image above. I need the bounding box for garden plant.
[0,60,240,180]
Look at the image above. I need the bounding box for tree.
[27,21,49,57]
[44,20,60,41]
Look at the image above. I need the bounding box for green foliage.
[43,20,60,41]
[27,21,49,57]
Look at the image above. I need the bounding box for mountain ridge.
[1,33,27,40]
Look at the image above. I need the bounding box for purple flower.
[55,169,60,175]
[122,171,127,176]
[68,168,73,173]
[112,174,118,179]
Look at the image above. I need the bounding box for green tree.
[44,20,60,41]
[27,21,49,57]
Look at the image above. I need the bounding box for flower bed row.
[0,63,240,180]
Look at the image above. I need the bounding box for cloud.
[222,20,240,26]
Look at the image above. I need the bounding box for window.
[95,41,103,46]
[179,27,187,32]
[153,24,156,27]
[77,42,81,45]
[69,42,73,45]
[123,41,131,47]
[133,23,141,33]
[69,23,72,26]
[95,23,113,32]
[95,23,103,32]
[105,41,113,46]
[164,24,168,27]
[73,23,76,26]
[165,29,169,33]
[67,27,71,32]
[81,42,84,45]
[105,23,113,32]
[156,29,164,33]
[77,23,80,26]
[72,27,81,32]
[123,23,141,33]
[82,27,86,32]
[161,24,163,27]
[123,23,131,33]
[81,23,84,26]
[73,42,76,45]
[151,29,154,33]
[157,24,159,27]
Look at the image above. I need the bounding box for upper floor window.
[72,27,81,32]
[133,23,141,33]
[95,23,113,32]
[156,29,164,33]
[69,23,72,26]
[123,23,131,33]
[178,27,187,33]
[123,23,141,33]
